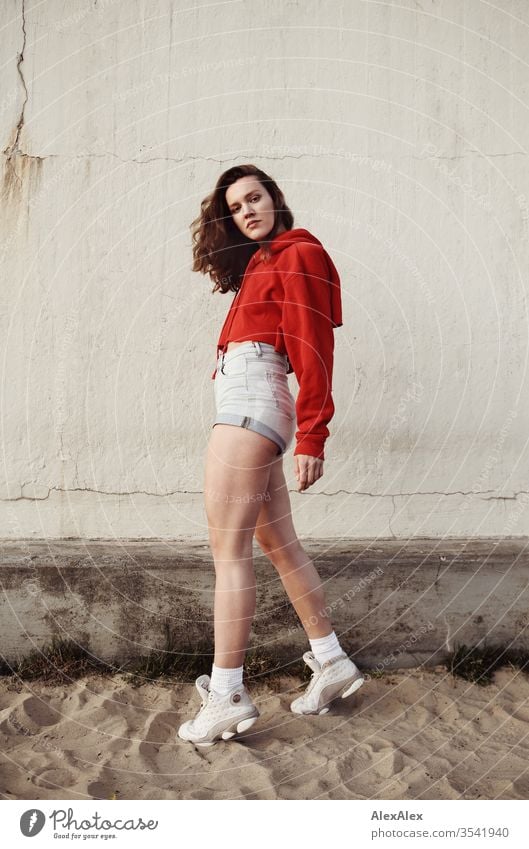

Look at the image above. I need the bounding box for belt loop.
[253,341,263,357]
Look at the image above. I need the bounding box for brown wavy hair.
[190,164,294,294]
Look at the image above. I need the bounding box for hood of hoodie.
[248,227,343,328]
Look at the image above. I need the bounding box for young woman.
[178,164,364,747]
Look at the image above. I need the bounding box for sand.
[1,666,528,800]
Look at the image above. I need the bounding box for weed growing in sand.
[446,642,529,686]
[0,628,367,689]
[363,668,387,679]
[0,636,115,684]
[122,624,309,688]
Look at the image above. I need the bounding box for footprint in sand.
[337,741,405,783]
[31,767,77,791]
[87,779,121,800]
[188,789,216,799]
[143,710,179,746]
[0,697,61,738]
[22,696,62,727]
[511,774,529,799]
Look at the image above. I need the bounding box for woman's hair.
[190,164,294,294]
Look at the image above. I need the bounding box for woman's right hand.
[294,454,324,492]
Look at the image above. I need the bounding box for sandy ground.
[1,666,528,800]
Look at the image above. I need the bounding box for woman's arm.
[281,243,337,462]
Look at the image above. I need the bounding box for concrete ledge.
[1,538,528,670]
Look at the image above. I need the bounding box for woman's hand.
[294,454,324,492]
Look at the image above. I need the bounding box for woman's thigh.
[204,423,280,548]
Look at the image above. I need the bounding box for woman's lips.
[247,220,261,230]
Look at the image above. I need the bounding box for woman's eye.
[232,195,260,212]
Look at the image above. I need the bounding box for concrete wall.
[2,538,528,668]
[1,0,528,539]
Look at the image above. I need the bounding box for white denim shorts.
[213,341,297,456]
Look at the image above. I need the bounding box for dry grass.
[2,632,527,688]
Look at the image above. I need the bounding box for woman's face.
[225,176,284,241]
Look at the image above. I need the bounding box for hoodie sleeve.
[281,244,338,460]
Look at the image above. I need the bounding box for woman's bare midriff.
[226,340,254,351]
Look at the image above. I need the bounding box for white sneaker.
[290,651,365,715]
[178,674,260,747]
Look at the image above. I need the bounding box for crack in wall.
[0,3,524,174]
[2,488,529,502]
[4,150,527,165]
[3,0,28,164]
[443,615,453,653]
[388,494,397,539]
[313,489,529,498]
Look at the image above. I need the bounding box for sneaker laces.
[305,672,318,696]
[304,667,322,697]
[196,683,213,714]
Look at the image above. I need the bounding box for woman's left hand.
[294,454,324,492]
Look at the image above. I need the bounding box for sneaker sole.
[292,674,365,715]
[178,713,259,747]
[341,676,365,699]
[318,673,365,712]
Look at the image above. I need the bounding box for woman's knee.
[254,528,275,558]
[255,528,303,564]
[209,526,254,561]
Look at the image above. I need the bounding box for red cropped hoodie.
[211,228,343,460]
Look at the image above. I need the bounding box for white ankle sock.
[309,631,344,666]
[210,663,244,695]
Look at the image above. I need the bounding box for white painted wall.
[1,0,528,538]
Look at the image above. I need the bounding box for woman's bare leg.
[254,455,334,639]
[204,423,279,668]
